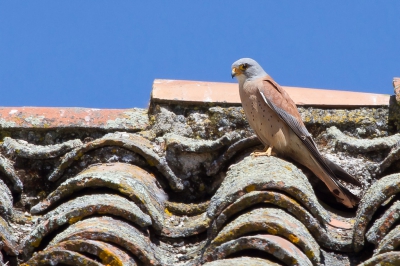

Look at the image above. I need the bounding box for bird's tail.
[309,155,360,208]
[337,181,360,207]
[323,157,361,186]
[322,157,361,207]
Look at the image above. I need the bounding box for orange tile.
[152,79,390,107]
[0,107,148,129]
[394,77,400,102]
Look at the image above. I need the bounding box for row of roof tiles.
[0,78,397,129]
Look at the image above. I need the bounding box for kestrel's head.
[231,58,267,83]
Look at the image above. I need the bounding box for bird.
[231,58,360,208]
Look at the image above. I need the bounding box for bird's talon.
[251,147,275,157]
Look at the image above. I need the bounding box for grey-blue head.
[231,58,268,82]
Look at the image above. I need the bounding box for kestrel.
[231,58,360,208]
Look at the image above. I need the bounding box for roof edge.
[151,79,391,107]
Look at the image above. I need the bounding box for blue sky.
[0,2,399,108]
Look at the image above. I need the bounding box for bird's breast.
[240,88,290,153]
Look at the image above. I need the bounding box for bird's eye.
[239,64,248,71]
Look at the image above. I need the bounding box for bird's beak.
[231,67,239,78]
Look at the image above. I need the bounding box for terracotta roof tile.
[152,79,390,107]
[394,77,400,102]
[0,107,148,130]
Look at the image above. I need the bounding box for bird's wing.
[257,76,361,187]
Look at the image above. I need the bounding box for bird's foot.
[251,146,275,157]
